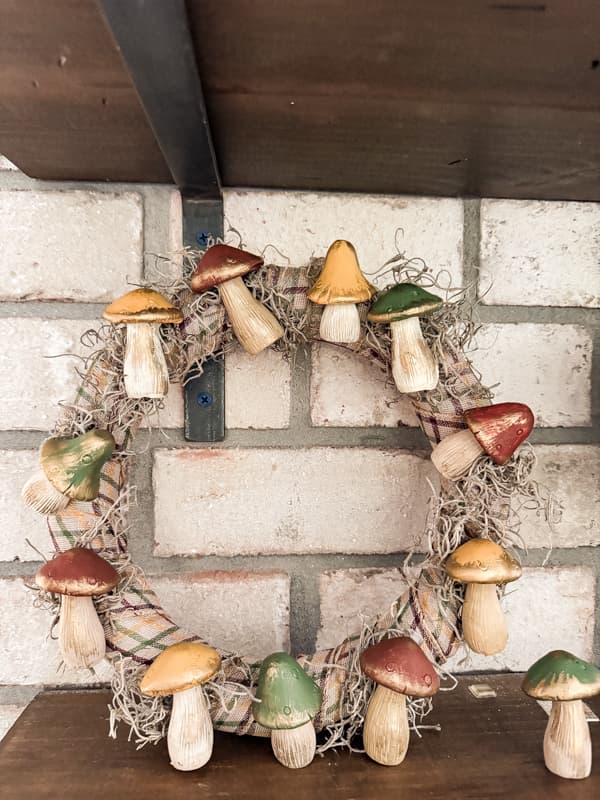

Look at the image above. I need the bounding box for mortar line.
[461,198,481,303]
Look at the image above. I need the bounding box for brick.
[519,445,600,549]
[153,448,435,557]
[0,318,95,430]
[0,578,107,685]
[0,705,26,741]
[0,155,18,171]
[143,188,183,284]
[0,190,142,301]
[447,567,595,672]
[152,571,290,662]
[224,190,464,287]
[142,347,291,429]
[0,450,49,562]
[480,199,600,307]
[310,343,418,427]
[471,324,592,427]
[316,568,409,650]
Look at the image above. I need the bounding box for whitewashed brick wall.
[0,165,598,733]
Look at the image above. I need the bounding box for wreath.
[22,237,556,772]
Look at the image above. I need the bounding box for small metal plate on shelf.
[468,683,498,699]
[537,700,599,722]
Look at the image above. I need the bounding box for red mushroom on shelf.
[191,244,283,355]
[35,548,119,669]
[430,402,534,480]
[360,636,439,766]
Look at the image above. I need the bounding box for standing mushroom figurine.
[360,636,439,766]
[35,548,119,669]
[252,652,322,769]
[22,429,115,514]
[103,288,183,399]
[191,244,283,355]
[445,538,521,655]
[522,650,600,780]
[307,239,376,343]
[140,641,221,771]
[367,284,443,393]
[431,402,534,480]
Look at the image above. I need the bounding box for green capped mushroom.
[22,430,115,514]
[252,652,322,769]
[522,650,600,780]
[367,283,442,393]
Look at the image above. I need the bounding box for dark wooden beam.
[98,0,221,195]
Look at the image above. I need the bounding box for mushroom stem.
[21,471,70,514]
[544,699,591,779]
[271,721,316,769]
[168,686,213,771]
[59,595,106,669]
[123,323,169,399]
[218,276,283,355]
[390,317,438,393]
[363,685,409,766]
[319,303,361,343]
[462,583,508,655]
[430,428,485,480]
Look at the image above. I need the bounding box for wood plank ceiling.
[1,0,600,200]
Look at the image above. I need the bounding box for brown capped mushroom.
[35,548,119,669]
[191,245,283,355]
[360,636,439,766]
[103,288,183,399]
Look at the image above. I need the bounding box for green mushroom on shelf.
[367,283,443,393]
[522,650,600,780]
[252,652,322,769]
[21,429,115,514]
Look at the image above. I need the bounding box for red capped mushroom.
[430,402,534,480]
[35,548,119,669]
[360,636,439,766]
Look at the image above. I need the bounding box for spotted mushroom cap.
[191,244,263,293]
[464,402,534,466]
[360,636,440,697]
[40,429,115,502]
[103,288,183,324]
[35,548,119,597]
[522,650,600,702]
[307,240,376,305]
[140,642,222,696]
[444,538,522,585]
[252,652,322,730]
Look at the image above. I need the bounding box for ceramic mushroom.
[431,402,534,480]
[522,650,600,780]
[367,284,443,393]
[140,642,221,771]
[307,239,375,343]
[252,652,322,769]
[35,548,119,668]
[445,539,521,655]
[103,288,183,399]
[360,636,439,766]
[191,244,283,355]
[22,430,115,514]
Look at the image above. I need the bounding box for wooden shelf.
[1,675,599,799]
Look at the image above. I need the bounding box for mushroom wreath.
[23,239,556,772]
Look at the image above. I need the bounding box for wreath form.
[31,244,555,753]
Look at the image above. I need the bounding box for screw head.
[197,391,213,408]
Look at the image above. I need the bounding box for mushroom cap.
[307,240,376,305]
[465,402,534,466]
[444,538,522,585]
[367,283,443,323]
[252,652,322,730]
[40,430,115,501]
[140,642,222,696]
[191,244,263,293]
[103,288,183,324]
[360,636,440,697]
[522,650,600,701]
[35,547,119,596]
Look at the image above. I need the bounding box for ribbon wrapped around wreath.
[33,248,554,750]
